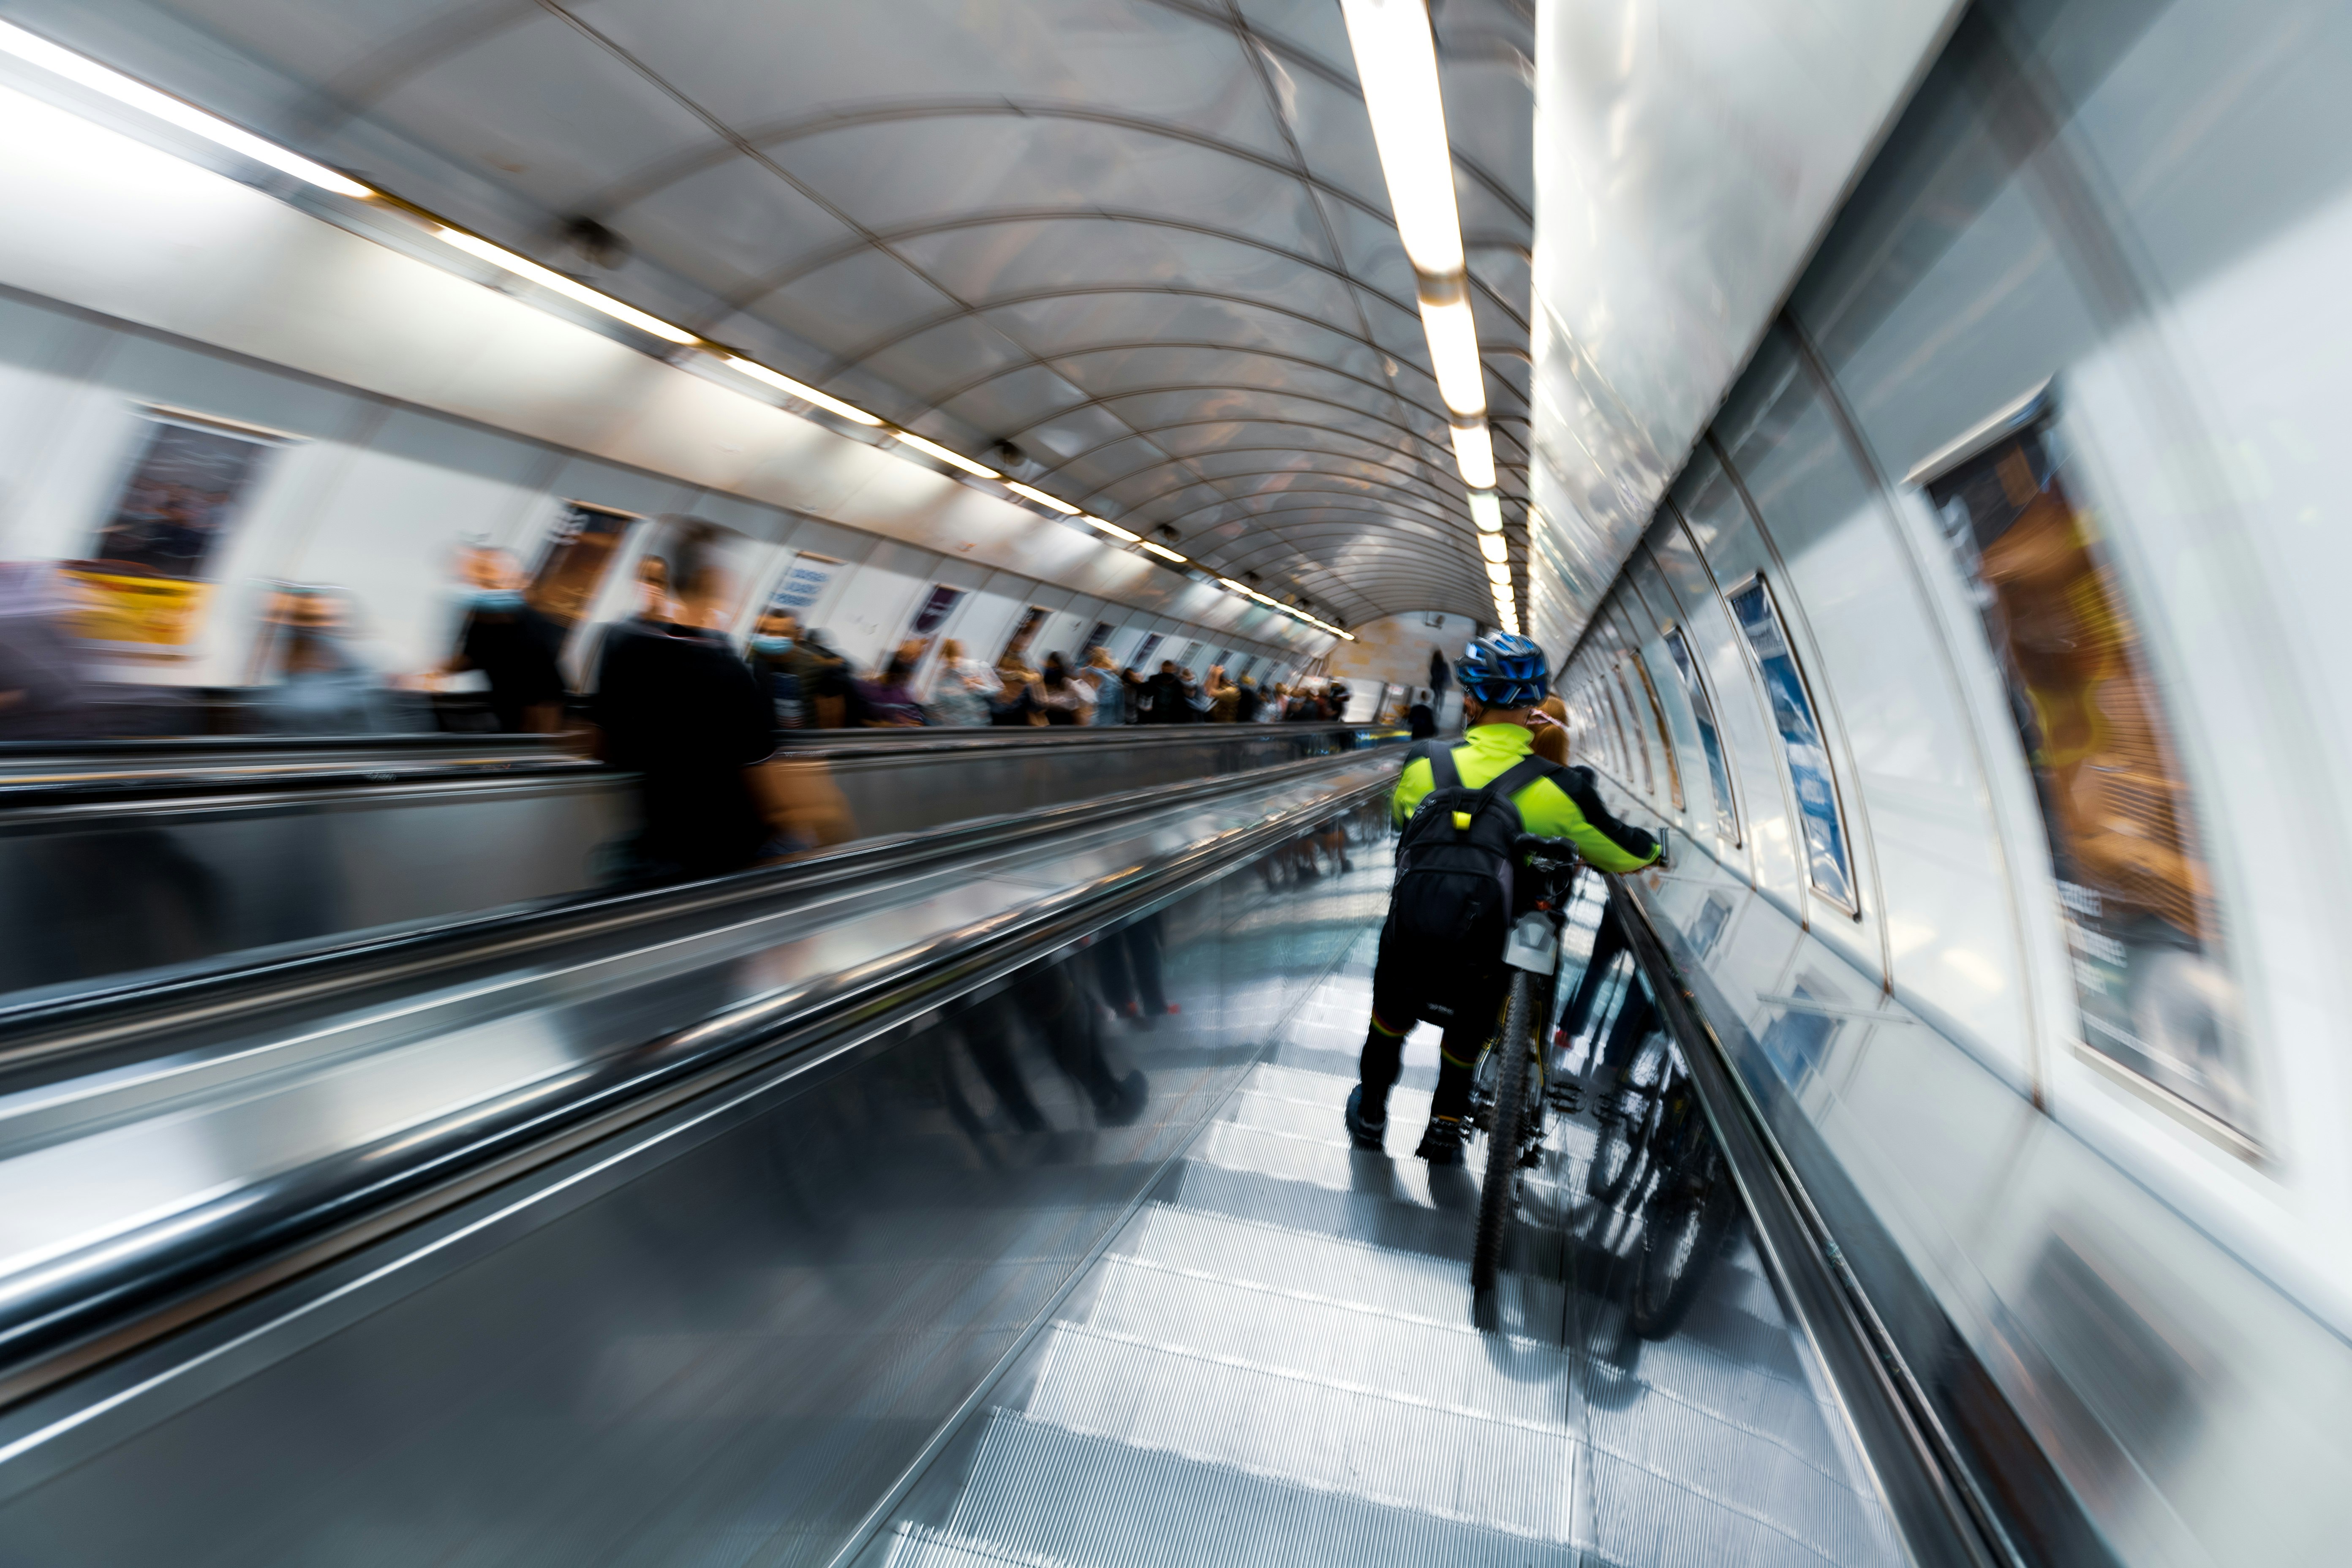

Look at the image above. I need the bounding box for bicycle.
[1466,833,1586,1296]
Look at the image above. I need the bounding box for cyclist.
[1345,633,1662,1163]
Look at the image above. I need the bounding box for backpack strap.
[1484,755,1562,805]
[1422,743,1462,792]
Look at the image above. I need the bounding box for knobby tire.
[1471,971,1538,1296]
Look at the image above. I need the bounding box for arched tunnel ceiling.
[137,0,1538,629]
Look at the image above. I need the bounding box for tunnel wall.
[0,75,1323,693]
[1553,0,2352,1561]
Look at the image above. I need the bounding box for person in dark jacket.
[445,548,566,732]
[1406,687,1439,739]
[1143,660,1190,724]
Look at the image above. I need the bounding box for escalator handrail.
[0,742,1403,1075]
[1603,877,2018,1568]
[0,762,1399,1410]
[0,723,1397,812]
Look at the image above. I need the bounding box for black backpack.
[1389,743,1564,951]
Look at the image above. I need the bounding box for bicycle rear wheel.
[1471,971,1539,1296]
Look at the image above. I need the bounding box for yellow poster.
[65,568,212,647]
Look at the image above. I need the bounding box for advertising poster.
[528,502,639,629]
[70,415,278,648]
[1728,577,1853,908]
[1923,408,2246,1130]
[908,584,964,639]
[1084,620,1115,656]
[1131,633,1164,670]
[765,554,844,620]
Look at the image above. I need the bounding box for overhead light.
[1421,298,1486,417]
[1141,541,1187,563]
[1486,561,1511,586]
[1468,490,1502,532]
[893,431,999,479]
[1450,421,1494,489]
[0,19,375,199]
[436,227,696,344]
[1478,533,1508,564]
[1083,514,1142,542]
[1005,481,1081,515]
[1338,0,1463,277]
[722,356,882,425]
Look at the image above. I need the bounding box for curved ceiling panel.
[133,0,1536,626]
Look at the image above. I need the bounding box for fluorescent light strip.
[1478,532,1507,564]
[1005,481,1081,515]
[1468,490,1503,533]
[1485,561,1511,586]
[1141,540,1187,563]
[1451,421,1494,489]
[1421,297,1486,418]
[437,228,696,344]
[722,356,882,426]
[892,431,999,479]
[1083,514,1141,542]
[0,19,374,199]
[1338,0,1463,277]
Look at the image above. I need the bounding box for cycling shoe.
[1344,1085,1386,1151]
[1415,1115,1468,1166]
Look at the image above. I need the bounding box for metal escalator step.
[903,1407,1578,1568]
[1102,1203,1563,1361]
[1160,1159,1567,1281]
[1011,1323,1575,1542]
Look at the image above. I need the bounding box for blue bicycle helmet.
[1456,632,1549,709]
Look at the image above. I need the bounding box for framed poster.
[528,502,639,629]
[765,553,844,620]
[70,411,283,650]
[1920,397,2247,1133]
[1131,633,1164,669]
[1083,620,1115,656]
[907,584,964,639]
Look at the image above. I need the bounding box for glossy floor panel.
[866,886,1908,1568]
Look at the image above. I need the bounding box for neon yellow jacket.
[1393,724,1661,874]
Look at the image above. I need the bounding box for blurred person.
[1179,667,1211,720]
[255,587,403,735]
[633,553,675,626]
[1081,646,1124,724]
[791,629,858,728]
[1235,675,1263,724]
[1327,678,1353,721]
[442,547,566,732]
[1429,645,1450,699]
[1120,664,1148,722]
[589,531,787,880]
[856,648,928,727]
[1036,652,1092,725]
[0,563,99,739]
[746,608,805,727]
[1142,659,1187,724]
[991,656,1044,726]
[1530,694,1570,765]
[926,637,999,727]
[1407,686,1439,740]
[1206,665,1240,722]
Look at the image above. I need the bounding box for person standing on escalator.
[1343,633,1661,1164]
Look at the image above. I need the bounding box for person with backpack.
[1343,633,1662,1164]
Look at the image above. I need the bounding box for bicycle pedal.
[1516,1144,1543,1170]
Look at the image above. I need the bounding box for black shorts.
[1369,919,1509,1040]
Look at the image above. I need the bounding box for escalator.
[0,757,2011,1567]
[0,721,1395,1008]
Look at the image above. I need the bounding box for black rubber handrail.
[0,761,1398,1409]
[0,723,1397,812]
[0,740,1405,1077]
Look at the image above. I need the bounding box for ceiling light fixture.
[1420,297,1486,419]
[0,19,375,199]
[1083,515,1142,543]
[1005,481,1081,516]
[436,227,696,344]
[1141,540,1187,563]
[1478,532,1508,564]
[722,356,882,426]
[1467,490,1503,533]
[892,431,999,479]
[1451,421,1495,489]
[1338,0,1463,277]
[1486,560,1511,586]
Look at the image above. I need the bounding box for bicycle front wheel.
[1471,970,1539,1296]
